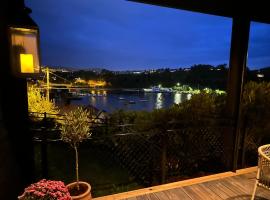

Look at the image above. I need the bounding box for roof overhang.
[129,0,270,24]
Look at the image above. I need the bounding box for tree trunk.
[74,145,79,190]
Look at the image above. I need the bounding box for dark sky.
[26,0,270,71]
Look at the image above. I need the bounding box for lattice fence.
[30,114,228,188]
[95,126,226,186]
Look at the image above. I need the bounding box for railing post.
[41,112,48,178]
[105,117,108,135]
[160,131,168,184]
[240,116,248,168]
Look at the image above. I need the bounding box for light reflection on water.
[71,91,192,113]
[174,93,181,104]
[155,93,163,109]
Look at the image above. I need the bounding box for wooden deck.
[94,167,270,200]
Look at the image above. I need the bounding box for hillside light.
[9,25,40,77]
[257,73,264,78]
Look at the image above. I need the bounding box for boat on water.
[77,93,88,96]
[119,97,126,100]
[128,100,136,104]
[139,99,148,102]
[123,100,136,105]
[143,86,173,93]
[66,92,83,100]
[122,89,140,92]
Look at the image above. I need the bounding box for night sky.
[26,0,270,71]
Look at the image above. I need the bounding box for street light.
[9,25,40,77]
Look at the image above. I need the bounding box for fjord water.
[71,90,192,113]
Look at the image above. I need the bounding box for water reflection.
[102,91,107,104]
[72,91,192,113]
[90,96,96,106]
[174,93,181,104]
[155,93,163,109]
[102,96,107,104]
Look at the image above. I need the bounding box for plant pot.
[67,181,92,200]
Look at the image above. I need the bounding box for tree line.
[51,64,270,90]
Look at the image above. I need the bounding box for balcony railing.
[28,112,264,197]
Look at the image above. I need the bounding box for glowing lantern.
[20,54,34,73]
[9,26,40,76]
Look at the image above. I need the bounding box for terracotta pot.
[67,181,92,200]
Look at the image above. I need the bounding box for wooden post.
[240,116,248,168]
[160,132,168,184]
[41,112,48,178]
[0,0,35,198]
[225,17,250,171]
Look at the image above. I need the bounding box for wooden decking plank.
[223,176,270,199]
[224,179,250,196]
[233,173,255,184]
[147,193,161,200]
[182,185,211,200]
[254,187,270,200]
[125,197,138,200]
[220,178,250,195]
[151,191,170,200]
[136,194,150,200]
[226,177,255,194]
[163,188,193,200]
[194,183,226,200]
[186,184,217,200]
[203,180,235,198]
[94,168,262,200]
[202,183,228,199]
[195,183,224,200]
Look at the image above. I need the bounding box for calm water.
[71,91,192,113]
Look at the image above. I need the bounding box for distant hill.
[42,64,270,90]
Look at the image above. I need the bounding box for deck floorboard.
[124,172,270,200]
[94,168,270,200]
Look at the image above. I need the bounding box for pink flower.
[19,179,71,200]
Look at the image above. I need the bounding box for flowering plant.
[18,179,71,200]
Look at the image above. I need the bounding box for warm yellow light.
[20,54,34,73]
[88,80,106,87]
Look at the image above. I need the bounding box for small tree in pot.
[60,107,92,200]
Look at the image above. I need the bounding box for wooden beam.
[130,0,232,18]
[129,0,270,24]
[0,0,35,199]
[226,18,250,171]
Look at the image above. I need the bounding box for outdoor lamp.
[8,24,40,77]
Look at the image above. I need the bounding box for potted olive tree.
[60,107,92,200]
